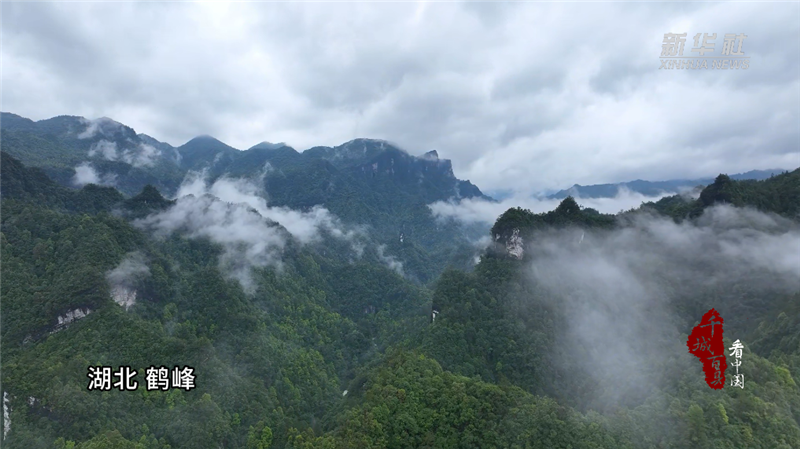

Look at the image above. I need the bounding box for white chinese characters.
[729,340,745,389]
[88,365,196,391]
[87,366,138,391]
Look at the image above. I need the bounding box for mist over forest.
[2,2,800,448]
[1,111,798,448]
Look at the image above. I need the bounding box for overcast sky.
[2,2,799,193]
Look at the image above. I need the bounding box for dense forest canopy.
[0,114,489,283]
[1,116,799,448]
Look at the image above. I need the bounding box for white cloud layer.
[134,171,362,291]
[106,251,151,310]
[175,171,359,244]
[71,162,116,187]
[86,138,161,168]
[2,2,797,192]
[87,139,118,160]
[106,251,151,288]
[135,189,288,293]
[377,244,404,277]
[518,204,800,408]
[122,143,160,168]
[429,188,672,225]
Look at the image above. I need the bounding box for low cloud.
[87,138,161,168]
[77,118,104,140]
[377,244,404,276]
[470,235,492,265]
[5,3,797,194]
[429,188,671,225]
[135,171,361,292]
[121,142,160,167]
[106,252,151,310]
[176,171,359,244]
[72,162,100,185]
[88,139,118,160]
[77,117,122,140]
[516,204,800,409]
[106,251,151,287]
[71,162,116,186]
[134,191,288,293]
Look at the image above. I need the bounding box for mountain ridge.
[0,113,485,201]
[0,112,491,283]
[549,169,790,199]
[2,133,799,449]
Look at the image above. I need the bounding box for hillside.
[641,170,800,221]
[1,136,799,448]
[1,113,491,282]
[549,169,789,199]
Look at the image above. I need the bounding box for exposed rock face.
[111,286,137,310]
[506,228,524,259]
[3,391,10,440]
[422,150,439,161]
[53,308,92,332]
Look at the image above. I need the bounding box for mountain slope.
[2,149,799,448]
[549,169,789,199]
[0,113,186,195]
[176,135,240,172]
[1,155,433,449]
[1,113,492,282]
[641,169,800,221]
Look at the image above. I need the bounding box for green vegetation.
[1,145,798,448]
[0,117,490,282]
[642,170,800,221]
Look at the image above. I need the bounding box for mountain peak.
[0,112,38,132]
[190,134,219,142]
[249,141,287,151]
[94,116,123,126]
[138,133,174,150]
[346,137,389,145]
[548,169,791,200]
[181,135,235,149]
[422,150,439,161]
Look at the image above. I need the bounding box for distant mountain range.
[3,111,800,449]
[0,112,489,281]
[0,112,485,200]
[548,169,789,199]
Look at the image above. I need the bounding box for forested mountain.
[1,151,435,448]
[0,113,489,282]
[642,171,800,221]
[2,119,799,449]
[549,169,789,199]
[0,113,186,195]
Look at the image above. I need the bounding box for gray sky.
[2,2,799,193]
